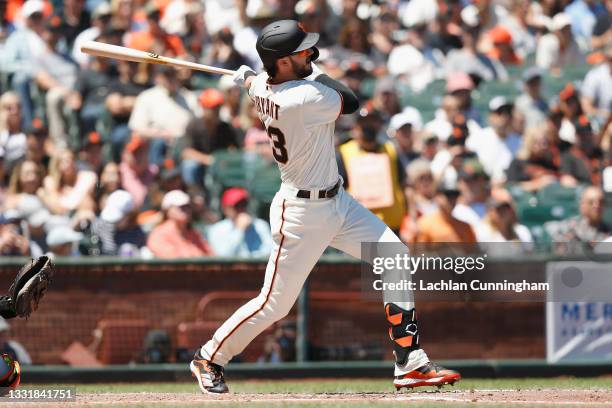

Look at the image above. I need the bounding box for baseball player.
[190,20,460,393]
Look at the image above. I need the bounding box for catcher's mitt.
[8,256,54,318]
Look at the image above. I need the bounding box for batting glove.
[233,65,256,87]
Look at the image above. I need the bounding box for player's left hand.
[233,65,256,87]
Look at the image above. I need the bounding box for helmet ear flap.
[311,47,319,62]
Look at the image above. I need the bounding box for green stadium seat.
[247,158,282,221]
[536,183,580,204]
[206,150,250,213]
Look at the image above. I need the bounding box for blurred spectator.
[203,28,246,71]
[125,2,186,57]
[558,83,586,144]
[105,60,149,161]
[431,113,478,187]
[258,320,296,363]
[497,0,537,59]
[77,131,104,174]
[69,34,118,136]
[3,159,45,211]
[507,131,560,192]
[128,66,198,165]
[55,0,91,50]
[91,189,147,256]
[370,77,401,124]
[474,191,533,246]
[181,88,239,190]
[72,2,112,67]
[387,20,443,93]
[147,189,214,258]
[46,223,83,256]
[160,0,203,37]
[426,76,481,139]
[232,2,276,70]
[413,178,477,243]
[0,317,31,364]
[387,108,423,172]
[120,135,157,209]
[207,187,271,257]
[0,214,31,256]
[0,91,26,173]
[467,96,522,182]
[241,97,272,160]
[559,116,603,185]
[42,149,97,215]
[399,159,437,243]
[581,44,612,125]
[337,108,406,233]
[111,0,140,32]
[340,61,371,102]
[24,120,50,168]
[295,0,342,48]
[547,186,610,252]
[445,5,508,82]
[589,0,611,54]
[217,75,242,129]
[564,0,608,51]
[515,67,548,131]
[333,17,382,68]
[447,72,481,126]
[453,159,491,226]
[96,161,121,209]
[1,0,47,125]
[536,13,585,74]
[34,17,79,149]
[486,26,523,65]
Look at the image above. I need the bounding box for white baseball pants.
[201,183,428,371]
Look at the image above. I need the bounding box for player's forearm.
[314,74,359,114]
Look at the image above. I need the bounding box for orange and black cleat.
[394,361,461,390]
[190,351,229,394]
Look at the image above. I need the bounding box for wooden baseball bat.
[80,41,236,76]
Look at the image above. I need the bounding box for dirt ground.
[2,389,612,407]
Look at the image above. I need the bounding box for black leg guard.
[386,303,420,366]
[0,295,16,319]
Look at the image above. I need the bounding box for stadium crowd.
[0,0,611,258]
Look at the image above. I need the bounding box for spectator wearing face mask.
[337,107,406,233]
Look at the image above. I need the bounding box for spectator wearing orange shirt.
[147,189,214,258]
[125,2,186,58]
[413,179,476,243]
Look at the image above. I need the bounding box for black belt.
[296,180,341,199]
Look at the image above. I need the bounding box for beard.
[289,57,313,78]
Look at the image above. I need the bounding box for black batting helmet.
[256,20,320,71]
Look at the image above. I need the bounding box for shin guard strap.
[386,304,420,366]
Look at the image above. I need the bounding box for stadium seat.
[206,150,250,213]
[247,159,282,221]
[96,319,151,365]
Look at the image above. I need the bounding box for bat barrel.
[80,41,236,76]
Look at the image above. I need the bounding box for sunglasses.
[291,48,312,58]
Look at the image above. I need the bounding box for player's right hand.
[233,65,256,87]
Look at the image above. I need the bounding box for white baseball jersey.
[200,71,429,377]
[248,72,342,190]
